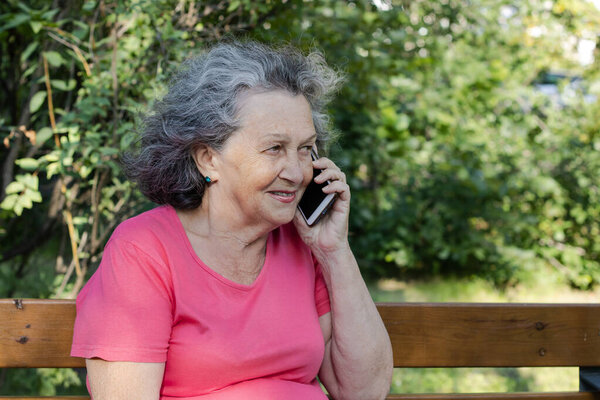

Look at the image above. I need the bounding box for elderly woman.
[71,40,393,400]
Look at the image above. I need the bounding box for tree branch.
[1,71,41,200]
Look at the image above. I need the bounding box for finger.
[321,180,350,201]
[312,158,346,183]
[315,169,346,184]
[312,157,338,170]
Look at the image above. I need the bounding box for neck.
[178,194,271,252]
[176,200,270,285]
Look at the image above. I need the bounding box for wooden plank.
[0,299,85,368]
[1,300,599,399]
[2,300,600,369]
[377,303,600,367]
[385,393,600,399]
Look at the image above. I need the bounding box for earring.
[204,176,212,183]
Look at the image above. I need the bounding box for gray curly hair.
[123,40,344,210]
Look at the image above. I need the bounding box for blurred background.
[1,0,599,395]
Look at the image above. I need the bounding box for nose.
[279,152,310,185]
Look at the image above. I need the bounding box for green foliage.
[0,368,85,396]
[255,0,600,288]
[390,366,578,394]
[0,173,42,215]
[392,367,534,393]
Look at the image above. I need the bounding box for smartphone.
[297,149,337,226]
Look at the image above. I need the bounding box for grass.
[368,264,600,394]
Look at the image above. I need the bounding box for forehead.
[235,90,315,138]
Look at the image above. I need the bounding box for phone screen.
[297,148,337,226]
[298,168,330,217]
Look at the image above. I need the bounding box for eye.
[300,145,313,154]
[266,145,282,153]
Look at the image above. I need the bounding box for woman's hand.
[293,156,351,257]
[294,157,394,399]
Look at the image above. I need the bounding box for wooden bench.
[1,299,599,399]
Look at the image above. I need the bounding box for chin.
[267,210,296,228]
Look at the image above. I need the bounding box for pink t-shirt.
[71,205,331,399]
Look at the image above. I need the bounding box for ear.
[192,144,221,183]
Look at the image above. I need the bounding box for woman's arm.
[86,359,165,400]
[294,156,393,400]
[316,248,393,400]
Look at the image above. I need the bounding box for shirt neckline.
[165,205,272,292]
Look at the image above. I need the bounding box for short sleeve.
[314,260,331,317]
[71,237,174,362]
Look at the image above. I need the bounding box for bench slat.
[378,303,600,367]
[0,299,84,368]
[3,300,600,369]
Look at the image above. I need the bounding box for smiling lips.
[268,190,297,203]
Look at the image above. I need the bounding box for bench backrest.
[1,299,599,399]
[377,302,600,367]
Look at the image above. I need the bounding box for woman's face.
[209,90,316,229]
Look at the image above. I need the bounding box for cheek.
[230,153,272,183]
[302,164,313,187]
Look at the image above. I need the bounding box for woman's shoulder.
[109,205,180,249]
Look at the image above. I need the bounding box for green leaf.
[99,147,119,156]
[41,9,60,20]
[0,180,41,214]
[0,14,30,33]
[21,42,38,63]
[79,164,92,179]
[227,0,241,12]
[21,194,33,209]
[0,195,19,213]
[29,91,47,113]
[83,1,97,11]
[19,174,39,190]
[15,158,39,171]
[30,21,43,33]
[43,51,65,67]
[36,127,53,144]
[13,200,24,216]
[22,64,37,79]
[51,79,76,91]
[15,3,32,13]
[531,176,561,196]
[46,162,60,179]
[29,191,42,203]
[72,216,87,225]
[42,151,59,163]
[4,181,25,194]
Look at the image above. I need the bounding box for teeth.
[272,191,293,197]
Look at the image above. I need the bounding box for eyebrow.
[262,133,317,143]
